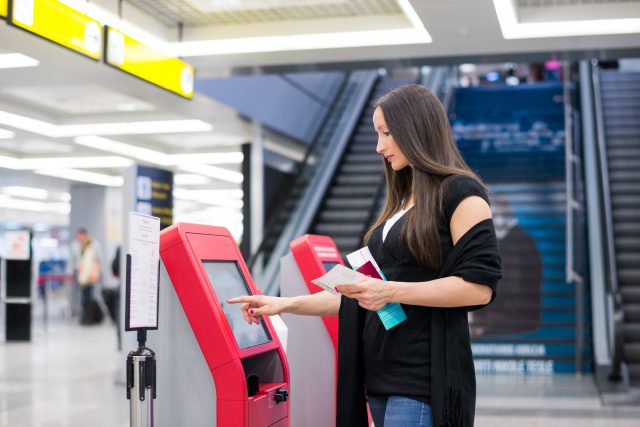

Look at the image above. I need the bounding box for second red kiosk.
[281,234,344,427]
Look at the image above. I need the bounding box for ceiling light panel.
[0,110,213,137]
[1,186,48,200]
[16,156,133,170]
[2,84,155,115]
[169,152,243,164]
[174,174,212,185]
[494,0,640,38]
[126,0,401,26]
[0,128,15,139]
[35,169,124,187]
[0,53,40,70]
[75,135,242,166]
[0,139,73,154]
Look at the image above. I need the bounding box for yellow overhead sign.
[1,0,8,18]
[105,27,194,99]
[9,0,102,60]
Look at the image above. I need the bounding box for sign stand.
[124,213,161,427]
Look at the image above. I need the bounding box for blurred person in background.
[75,228,103,325]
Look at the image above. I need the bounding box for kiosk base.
[147,264,216,427]
[280,254,335,427]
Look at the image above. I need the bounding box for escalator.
[250,71,378,279]
[598,68,640,385]
[257,74,363,265]
[310,77,417,258]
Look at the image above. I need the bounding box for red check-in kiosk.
[148,223,289,427]
[280,234,343,427]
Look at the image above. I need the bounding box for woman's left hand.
[336,278,395,311]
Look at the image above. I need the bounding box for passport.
[352,259,407,330]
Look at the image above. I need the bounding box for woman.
[229,84,501,427]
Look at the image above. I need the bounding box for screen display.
[202,261,271,350]
[322,261,340,272]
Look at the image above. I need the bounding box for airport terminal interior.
[1,0,640,426]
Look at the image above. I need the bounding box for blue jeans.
[367,395,433,427]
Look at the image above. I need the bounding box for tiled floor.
[2,312,640,426]
[0,318,128,427]
[475,374,640,427]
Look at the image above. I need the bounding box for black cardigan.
[336,218,502,427]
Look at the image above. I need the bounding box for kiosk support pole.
[127,329,156,427]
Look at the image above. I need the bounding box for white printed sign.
[126,212,160,330]
[2,230,30,260]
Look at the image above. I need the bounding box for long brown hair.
[364,84,486,268]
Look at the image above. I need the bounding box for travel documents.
[311,247,407,330]
[311,264,363,295]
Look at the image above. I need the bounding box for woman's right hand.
[227,295,290,324]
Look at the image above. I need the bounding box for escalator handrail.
[258,70,379,295]
[247,72,352,271]
[591,60,625,381]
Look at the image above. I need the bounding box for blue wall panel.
[453,83,591,375]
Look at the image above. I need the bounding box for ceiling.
[127,0,403,26]
[0,0,639,230]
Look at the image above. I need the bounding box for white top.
[382,204,413,242]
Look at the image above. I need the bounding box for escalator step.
[605,127,640,137]
[600,71,640,82]
[613,210,640,222]
[624,324,640,342]
[349,145,377,155]
[612,196,640,208]
[610,171,640,183]
[624,304,640,322]
[610,183,640,195]
[330,186,378,197]
[603,109,640,120]
[332,236,362,250]
[629,364,640,385]
[353,133,377,143]
[340,164,382,174]
[607,148,640,159]
[608,159,640,170]
[618,254,640,269]
[623,343,640,361]
[344,153,383,163]
[326,198,374,209]
[320,211,370,222]
[614,238,640,253]
[315,223,366,236]
[336,174,383,185]
[614,223,640,236]
[621,287,640,304]
[602,99,640,109]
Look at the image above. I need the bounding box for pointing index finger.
[227,296,255,304]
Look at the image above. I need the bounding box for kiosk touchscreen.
[148,223,289,427]
[281,234,343,427]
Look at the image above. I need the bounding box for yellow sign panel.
[9,0,102,60]
[1,0,7,18]
[106,27,194,99]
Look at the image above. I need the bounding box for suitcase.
[81,299,104,325]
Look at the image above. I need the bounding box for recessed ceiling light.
[1,186,48,200]
[74,135,244,183]
[174,174,211,185]
[493,0,640,39]
[0,110,213,137]
[35,168,124,187]
[0,128,15,139]
[0,53,40,70]
[16,156,133,169]
[170,0,431,56]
